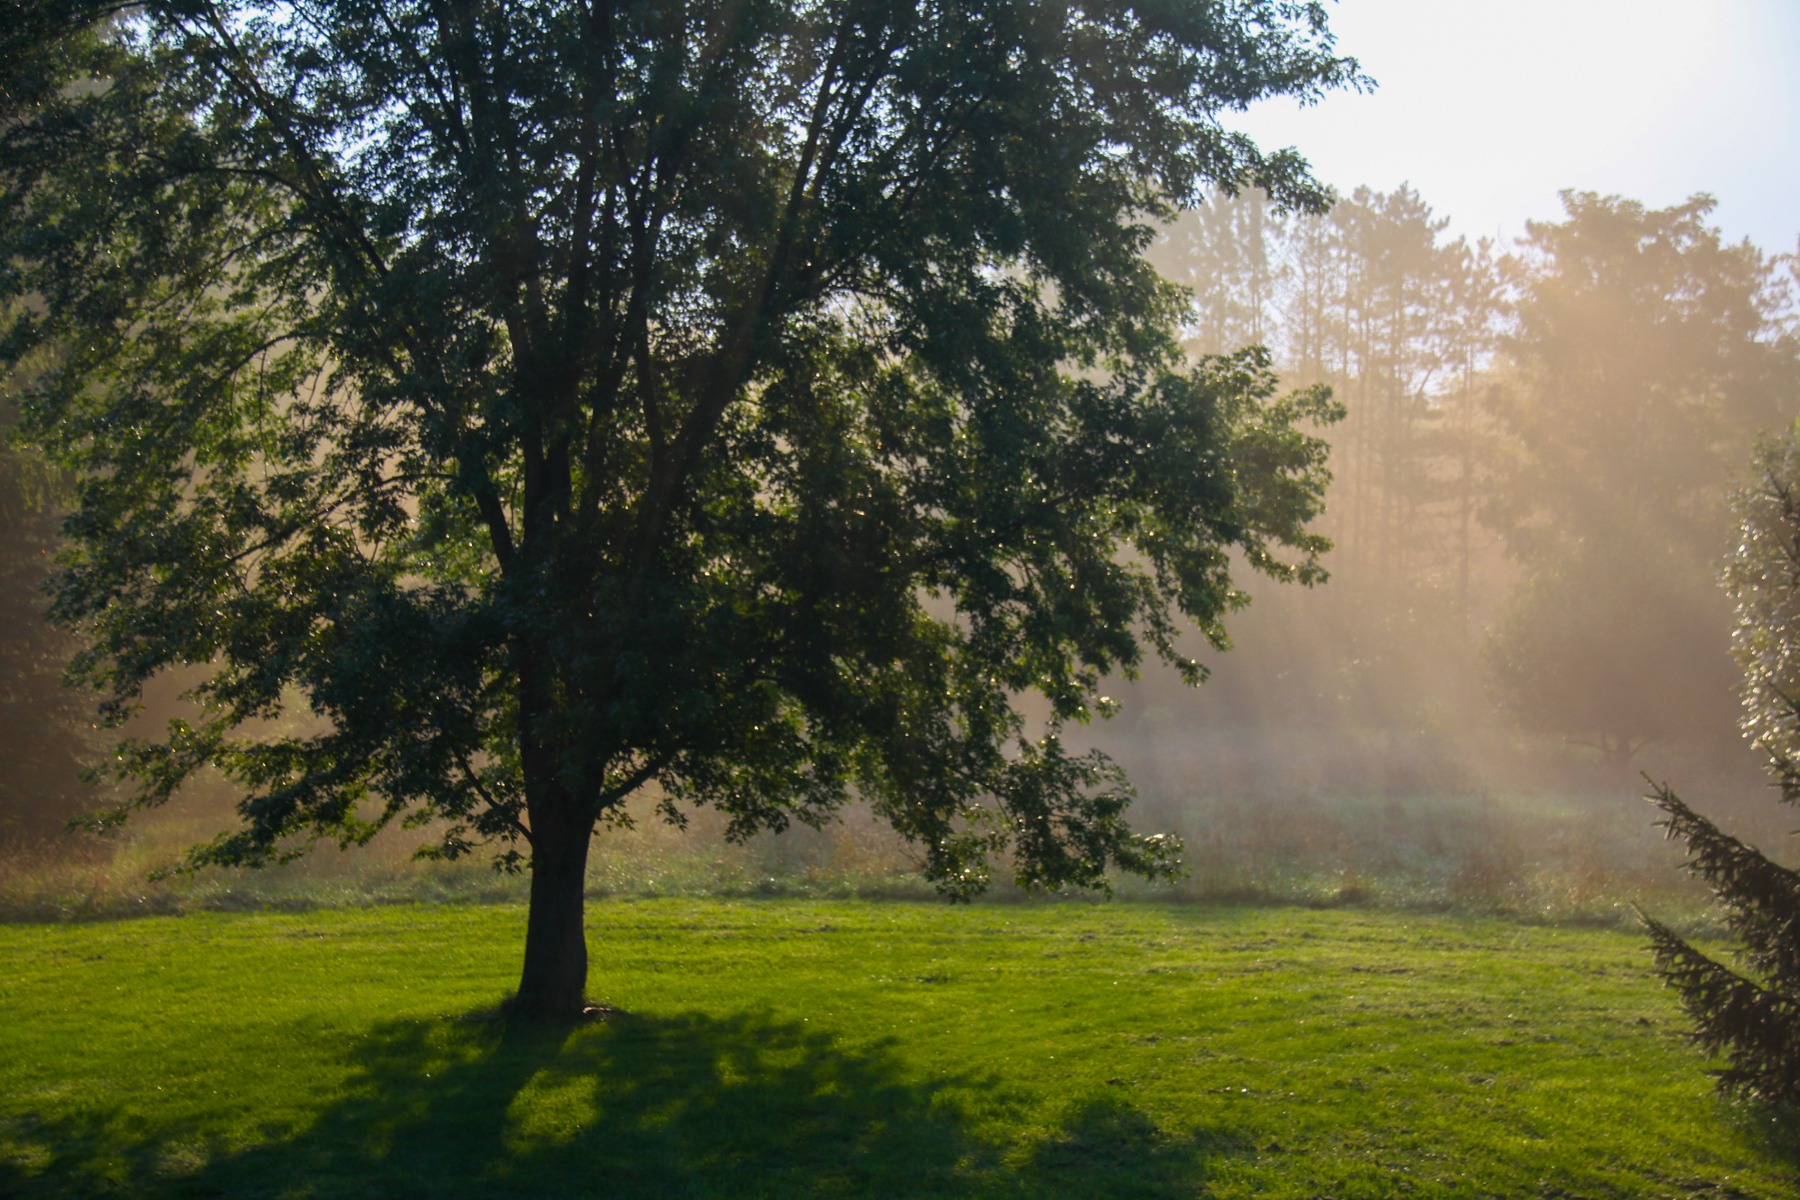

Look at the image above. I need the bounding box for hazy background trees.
[0,417,93,845]
[0,321,97,847]
[4,161,1795,878]
[1109,186,1799,816]
[1483,195,1792,767]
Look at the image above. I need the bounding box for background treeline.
[1103,185,1799,817]
[4,184,1798,870]
[0,335,95,848]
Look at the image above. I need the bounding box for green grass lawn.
[3,899,1795,1198]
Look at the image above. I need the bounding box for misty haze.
[15,184,1792,926]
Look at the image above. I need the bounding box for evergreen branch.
[1641,910,1800,1103]
[1648,778,1800,992]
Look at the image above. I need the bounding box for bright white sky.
[1229,0,1800,255]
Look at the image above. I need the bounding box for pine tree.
[1642,781,1800,1103]
[1644,426,1800,1104]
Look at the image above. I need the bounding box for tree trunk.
[509,814,593,1019]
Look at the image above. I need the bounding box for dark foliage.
[1645,782,1800,1103]
[2,0,1359,1014]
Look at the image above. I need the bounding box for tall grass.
[0,784,1753,930]
[1131,788,1727,927]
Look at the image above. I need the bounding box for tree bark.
[508,811,593,1019]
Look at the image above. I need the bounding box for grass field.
[4,898,1796,1198]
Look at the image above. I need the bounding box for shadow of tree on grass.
[1014,1097,1256,1199]
[1,1009,1258,1199]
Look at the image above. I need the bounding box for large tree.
[2,0,1357,1017]
[1482,193,1797,764]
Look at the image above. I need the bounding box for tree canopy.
[1482,193,1797,765]
[2,0,1357,1016]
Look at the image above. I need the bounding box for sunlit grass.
[3,900,1795,1198]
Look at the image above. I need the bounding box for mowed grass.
[3,900,1796,1198]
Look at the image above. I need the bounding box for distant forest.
[1105,186,1798,807]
